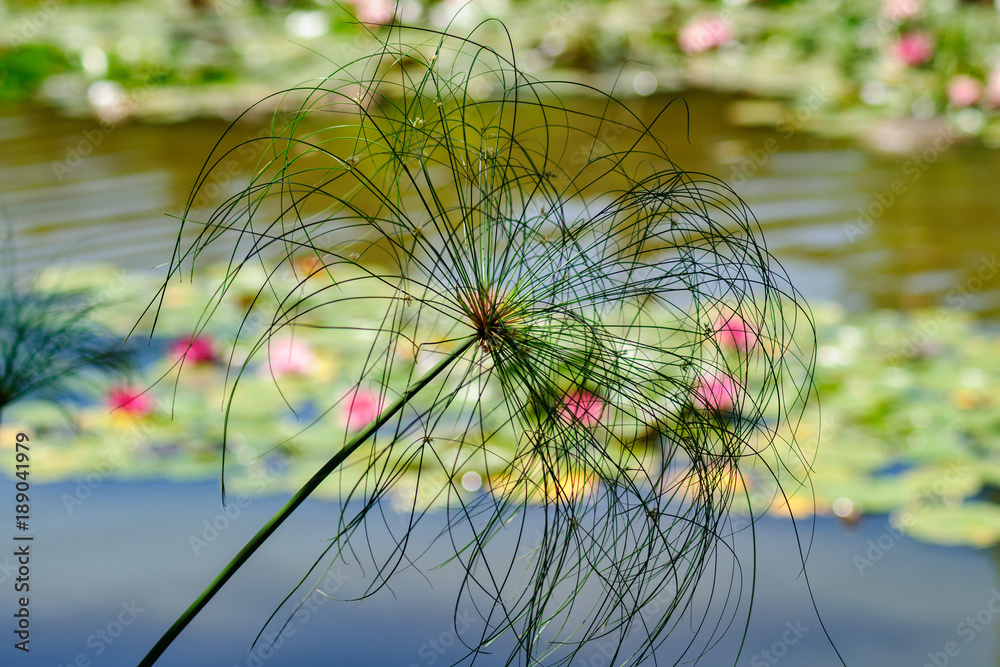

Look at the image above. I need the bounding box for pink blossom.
[892,32,934,67]
[678,16,734,55]
[560,390,604,427]
[947,75,982,108]
[693,373,739,412]
[266,336,316,377]
[343,389,384,431]
[108,387,154,416]
[881,0,922,22]
[169,335,216,364]
[349,0,395,24]
[987,68,1000,108]
[983,68,1000,107]
[712,313,758,353]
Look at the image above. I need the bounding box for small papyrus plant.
[0,230,134,425]
[140,20,832,667]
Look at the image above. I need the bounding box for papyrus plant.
[0,232,134,424]
[140,21,829,666]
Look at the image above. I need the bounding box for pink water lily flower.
[947,75,982,108]
[893,32,934,67]
[343,389,384,431]
[266,335,316,377]
[108,387,154,416]
[678,16,734,55]
[986,68,1000,108]
[560,390,604,427]
[712,313,758,353]
[881,0,922,22]
[349,0,395,23]
[693,373,739,412]
[169,335,216,364]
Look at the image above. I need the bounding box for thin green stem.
[139,335,476,666]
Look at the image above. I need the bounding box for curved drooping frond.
[143,20,819,667]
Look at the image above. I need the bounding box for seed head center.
[460,288,522,352]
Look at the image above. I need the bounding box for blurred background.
[3,0,1000,665]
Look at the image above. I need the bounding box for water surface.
[0,478,995,666]
[4,94,1000,317]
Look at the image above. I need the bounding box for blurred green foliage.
[0,43,70,101]
[3,0,1000,142]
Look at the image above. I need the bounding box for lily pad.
[899,502,1000,548]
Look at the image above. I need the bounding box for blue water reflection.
[0,477,995,666]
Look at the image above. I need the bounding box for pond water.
[0,477,996,666]
[4,92,1000,317]
[3,92,1000,665]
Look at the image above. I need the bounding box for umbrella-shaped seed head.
[457,285,525,352]
[144,21,824,667]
